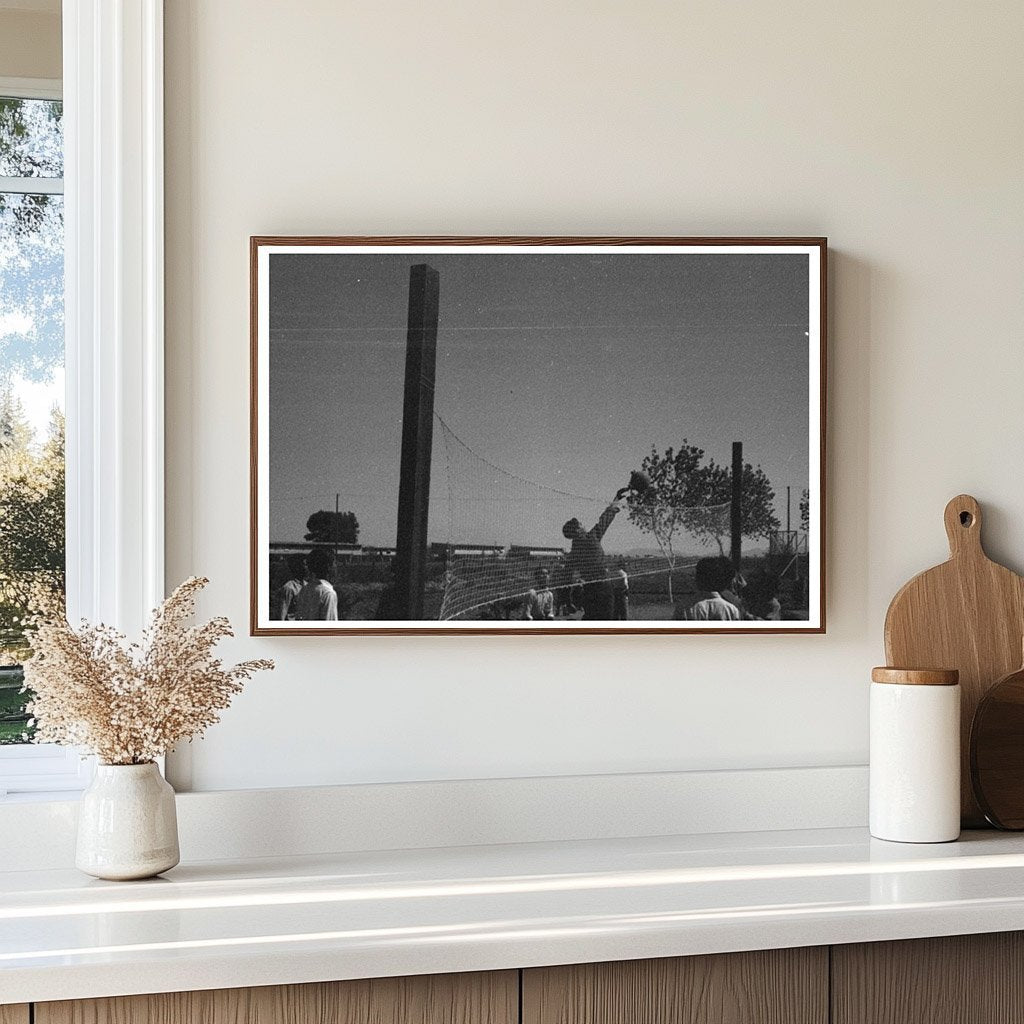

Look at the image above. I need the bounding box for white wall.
[164,0,1024,792]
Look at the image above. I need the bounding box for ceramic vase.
[76,762,180,880]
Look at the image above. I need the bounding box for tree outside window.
[0,95,65,744]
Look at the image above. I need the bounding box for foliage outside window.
[0,95,65,744]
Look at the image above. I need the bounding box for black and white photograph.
[251,238,825,634]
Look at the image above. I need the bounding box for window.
[0,86,64,745]
[0,81,79,795]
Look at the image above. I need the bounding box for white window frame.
[0,74,81,795]
[0,0,164,797]
[0,77,61,101]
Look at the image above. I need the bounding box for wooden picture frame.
[251,237,826,635]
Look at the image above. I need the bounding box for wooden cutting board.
[884,494,1024,826]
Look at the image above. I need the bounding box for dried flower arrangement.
[22,577,273,765]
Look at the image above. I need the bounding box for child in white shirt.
[523,567,556,621]
[674,557,741,621]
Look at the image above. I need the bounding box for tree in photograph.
[799,488,810,533]
[686,459,781,556]
[304,509,360,545]
[625,443,708,603]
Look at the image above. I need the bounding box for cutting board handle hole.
[960,511,974,527]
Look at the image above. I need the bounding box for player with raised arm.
[561,471,650,621]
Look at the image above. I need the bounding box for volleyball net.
[433,414,730,621]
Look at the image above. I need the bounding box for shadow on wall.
[828,249,873,636]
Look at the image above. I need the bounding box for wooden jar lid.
[871,667,960,686]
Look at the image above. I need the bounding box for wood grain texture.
[832,932,1024,1024]
[36,971,517,1024]
[522,948,828,1024]
[884,494,1024,826]
[871,667,959,686]
[970,659,1024,827]
[0,1007,30,1024]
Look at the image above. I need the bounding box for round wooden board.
[971,664,1024,829]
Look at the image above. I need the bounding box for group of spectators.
[271,549,340,621]
[271,492,782,623]
[673,557,782,621]
[520,555,780,623]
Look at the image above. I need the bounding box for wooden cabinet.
[14,933,1024,1024]
[34,971,517,1024]
[832,932,1024,1024]
[522,948,828,1024]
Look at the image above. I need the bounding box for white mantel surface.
[5,826,1024,1005]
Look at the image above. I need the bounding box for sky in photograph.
[268,251,811,554]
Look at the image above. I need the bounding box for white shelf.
[5,826,1024,1004]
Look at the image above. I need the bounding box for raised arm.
[589,502,621,541]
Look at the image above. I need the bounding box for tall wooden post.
[730,441,743,567]
[393,264,440,619]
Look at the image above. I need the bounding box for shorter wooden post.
[731,441,743,567]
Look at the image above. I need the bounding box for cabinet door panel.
[0,1007,29,1024]
[523,948,827,1024]
[832,932,1024,1024]
[36,971,518,1024]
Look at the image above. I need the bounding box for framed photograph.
[251,237,826,634]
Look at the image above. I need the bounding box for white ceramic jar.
[870,667,960,843]
[76,762,180,880]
